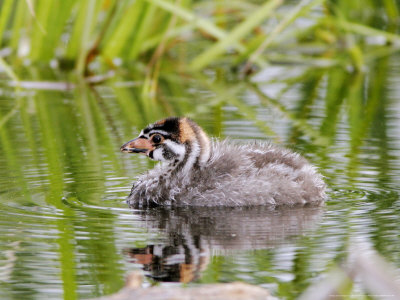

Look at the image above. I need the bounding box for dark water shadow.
[125,205,324,283]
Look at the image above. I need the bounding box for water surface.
[1,55,400,299]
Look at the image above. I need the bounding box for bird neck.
[170,130,211,179]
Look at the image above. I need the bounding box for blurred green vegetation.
[0,0,399,81]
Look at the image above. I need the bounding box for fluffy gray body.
[127,139,326,207]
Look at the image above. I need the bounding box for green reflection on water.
[0,54,400,299]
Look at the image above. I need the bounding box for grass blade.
[243,0,325,71]
[0,56,19,82]
[0,0,14,46]
[9,0,28,52]
[147,0,231,42]
[190,0,282,71]
[76,0,98,74]
[102,0,146,58]
[338,19,400,44]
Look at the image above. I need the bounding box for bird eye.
[152,134,162,144]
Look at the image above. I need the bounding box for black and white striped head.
[121,117,211,167]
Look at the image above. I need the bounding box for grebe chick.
[121,117,326,207]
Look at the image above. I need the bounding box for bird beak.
[120,137,154,154]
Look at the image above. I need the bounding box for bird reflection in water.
[124,205,324,283]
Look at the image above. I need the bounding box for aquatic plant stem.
[190,0,282,71]
[243,0,325,73]
[76,0,97,75]
[85,0,119,72]
[0,57,19,82]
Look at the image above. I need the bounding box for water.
[1,54,400,299]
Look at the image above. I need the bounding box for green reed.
[0,0,398,80]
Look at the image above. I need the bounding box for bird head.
[121,117,211,167]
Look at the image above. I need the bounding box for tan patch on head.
[154,119,166,126]
[179,118,196,143]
